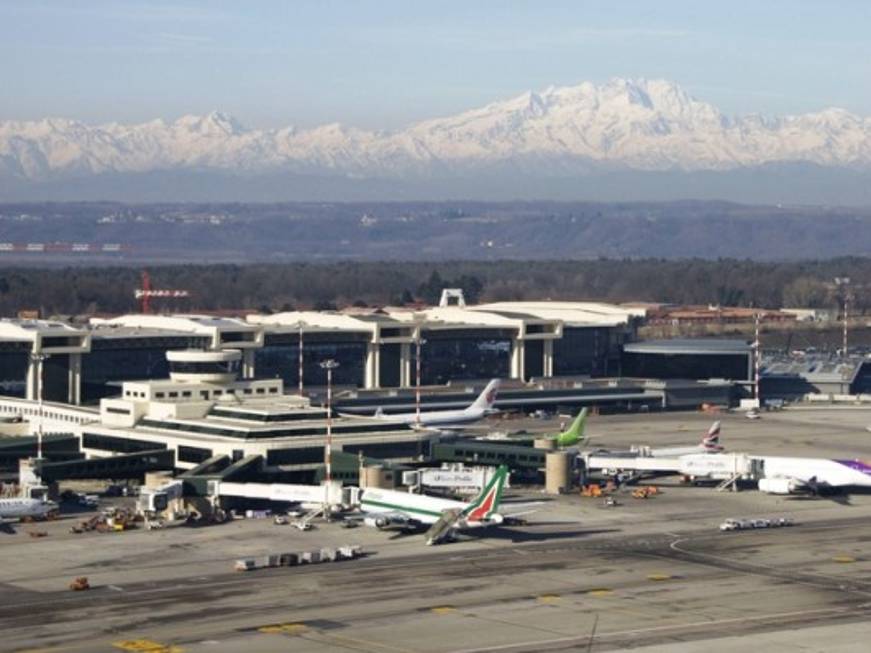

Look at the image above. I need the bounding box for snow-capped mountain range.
[2,78,870,197]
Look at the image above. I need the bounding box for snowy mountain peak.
[174,111,244,135]
[1,78,870,186]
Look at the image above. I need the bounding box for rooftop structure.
[80,350,434,475]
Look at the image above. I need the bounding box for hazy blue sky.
[2,1,870,129]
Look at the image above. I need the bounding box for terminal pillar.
[242,349,256,379]
[399,343,412,387]
[365,343,380,389]
[25,356,38,401]
[67,353,82,406]
[543,340,554,378]
[510,339,525,381]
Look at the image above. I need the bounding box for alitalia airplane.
[357,465,511,545]
[361,379,501,428]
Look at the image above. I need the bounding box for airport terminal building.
[0,301,642,406]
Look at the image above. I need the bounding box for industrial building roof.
[761,355,865,383]
[474,301,643,326]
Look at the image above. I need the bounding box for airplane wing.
[356,510,424,531]
[498,501,546,518]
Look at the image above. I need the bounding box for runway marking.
[257,623,308,635]
[647,573,672,581]
[431,606,457,614]
[833,555,857,563]
[451,605,862,653]
[111,640,182,653]
[586,588,613,597]
[537,594,560,603]
[108,584,124,592]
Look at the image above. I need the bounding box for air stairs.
[716,472,742,492]
[424,508,462,546]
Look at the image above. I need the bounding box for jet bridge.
[211,479,346,507]
[583,452,761,483]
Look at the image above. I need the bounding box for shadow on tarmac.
[487,526,621,544]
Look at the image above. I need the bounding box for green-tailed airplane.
[550,408,588,448]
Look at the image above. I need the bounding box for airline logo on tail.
[702,421,723,452]
[471,379,501,413]
[462,465,508,523]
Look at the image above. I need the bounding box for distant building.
[647,305,796,326]
[780,308,837,322]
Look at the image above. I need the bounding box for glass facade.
[256,341,367,388]
[553,327,619,377]
[421,330,512,385]
[622,352,750,381]
[82,337,207,403]
[43,354,70,403]
[169,360,240,375]
[0,351,28,398]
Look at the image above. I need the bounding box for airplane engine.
[757,477,797,494]
[364,516,389,529]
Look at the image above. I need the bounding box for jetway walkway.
[213,479,344,507]
[37,448,175,482]
[582,452,763,484]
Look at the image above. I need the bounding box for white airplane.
[756,456,871,495]
[674,451,871,496]
[361,379,501,428]
[592,421,723,458]
[0,497,58,525]
[640,421,724,458]
[356,464,511,544]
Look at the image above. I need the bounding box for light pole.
[835,277,851,358]
[753,312,762,404]
[319,359,340,485]
[298,323,305,396]
[30,353,48,460]
[415,337,427,426]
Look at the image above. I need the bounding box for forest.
[0,258,869,318]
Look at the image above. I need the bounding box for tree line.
[0,258,869,318]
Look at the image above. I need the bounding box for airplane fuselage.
[376,408,493,428]
[360,488,466,526]
[761,456,871,489]
[0,498,56,520]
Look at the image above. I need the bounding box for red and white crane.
[134,271,190,314]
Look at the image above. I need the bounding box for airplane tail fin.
[556,408,588,447]
[462,465,508,522]
[470,379,501,412]
[702,421,723,451]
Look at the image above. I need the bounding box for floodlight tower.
[834,277,851,358]
[319,359,340,484]
[415,336,427,426]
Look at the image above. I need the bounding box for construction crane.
[134,271,190,314]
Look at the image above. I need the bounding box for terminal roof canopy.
[624,339,752,356]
